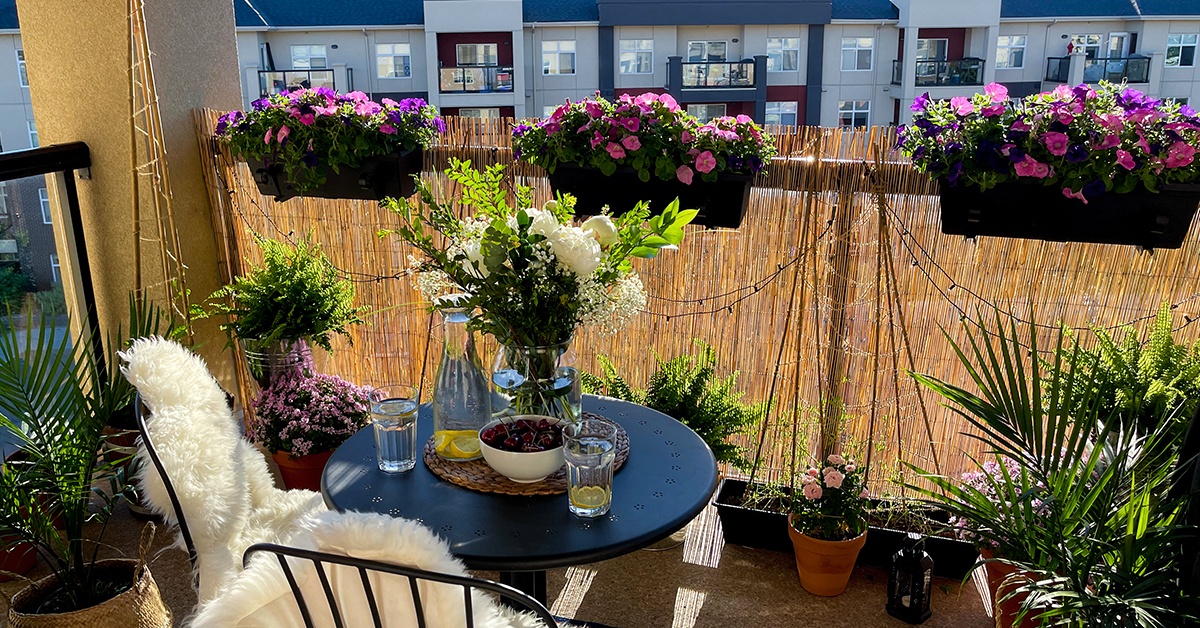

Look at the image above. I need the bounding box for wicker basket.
[8,559,171,628]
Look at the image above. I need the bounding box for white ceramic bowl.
[478,416,565,483]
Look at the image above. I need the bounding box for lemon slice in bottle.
[448,435,481,458]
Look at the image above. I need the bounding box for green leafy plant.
[200,233,366,351]
[790,454,868,541]
[909,313,1198,626]
[33,285,67,318]
[581,340,764,468]
[0,265,32,312]
[0,297,172,612]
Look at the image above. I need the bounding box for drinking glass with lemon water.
[369,385,419,473]
[564,417,618,517]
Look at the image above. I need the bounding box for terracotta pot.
[979,549,1040,628]
[272,450,333,492]
[787,514,867,596]
[0,534,37,582]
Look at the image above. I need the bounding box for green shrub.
[34,285,67,318]
[0,266,32,313]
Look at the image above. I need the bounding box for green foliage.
[33,285,67,318]
[582,340,763,469]
[200,233,366,352]
[789,456,868,541]
[909,312,1198,626]
[0,266,32,312]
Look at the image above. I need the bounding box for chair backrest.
[135,395,199,573]
[243,543,557,628]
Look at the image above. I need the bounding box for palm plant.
[909,312,1198,626]
[0,296,171,612]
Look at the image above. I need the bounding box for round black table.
[321,395,719,604]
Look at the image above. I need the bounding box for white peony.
[460,239,489,278]
[517,208,562,239]
[549,226,601,277]
[581,215,619,248]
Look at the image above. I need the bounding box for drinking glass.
[563,417,618,517]
[368,384,419,473]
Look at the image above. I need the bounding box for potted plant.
[382,159,695,424]
[512,93,775,228]
[0,310,171,626]
[899,81,1200,249]
[248,369,372,491]
[200,233,366,390]
[787,454,869,596]
[857,498,979,580]
[215,88,445,202]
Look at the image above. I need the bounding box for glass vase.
[431,299,492,461]
[491,339,581,424]
[240,337,316,389]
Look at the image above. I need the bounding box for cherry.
[536,419,551,430]
[503,437,520,449]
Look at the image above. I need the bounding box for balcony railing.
[892,58,985,87]
[438,66,514,94]
[1045,57,1150,84]
[1045,57,1071,82]
[258,70,336,97]
[681,62,756,89]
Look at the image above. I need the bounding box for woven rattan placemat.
[423,412,629,496]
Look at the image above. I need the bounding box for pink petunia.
[591,131,605,148]
[681,131,693,144]
[1137,130,1152,153]
[1056,110,1075,125]
[584,101,604,118]
[736,114,753,124]
[981,104,1006,117]
[675,165,694,184]
[950,96,974,116]
[622,117,641,133]
[621,135,641,151]
[1097,134,1121,150]
[1014,155,1052,179]
[264,129,273,145]
[276,125,291,143]
[984,82,1009,103]
[1062,187,1088,204]
[802,482,823,501]
[1010,118,1032,132]
[695,150,717,173]
[381,98,399,107]
[606,142,627,159]
[299,113,316,126]
[346,91,370,103]
[1041,132,1069,156]
[658,93,680,111]
[379,123,396,135]
[1166,141,1196,168]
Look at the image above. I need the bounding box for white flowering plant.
[790,454,869,542]
[380,159,696,348]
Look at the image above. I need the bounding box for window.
[49,254,60,285]
[687,41,727,62]
[543,106,559,118]
[38,187,51,224]
[996,35,1026,69]
[456,44,498,67]
[686,103,726,123]
[1070,35,1102,59]
[15,50,27,87]
[27,120,37,148]
[290,45,327,70]
[838,100,870,128]
[458,108,501,119]
[767,38,800,72]
[619,39,653,74]
[916,39,948,61]
[376,43,411,78]
[542,40,576,75]
[1166,34,1198,67]
[840,37,873,71]
[0,182,8,217]
[1168,97,1190,107]
[765,101,798,126]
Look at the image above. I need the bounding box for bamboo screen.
[195,112,1200,493]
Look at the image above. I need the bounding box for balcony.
[681,62,756,89]
[438,66,514,94]
[891,58,985,87]
[258,69,337,97]
[1045,57,1071,82]
[1045,56,1150,85]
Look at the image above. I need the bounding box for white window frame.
[0,182,8,217]
[542,106,559,118]
[765,101,798,126]
[16,49,27,88]
[916,38,948,61]
[456,43,499,67]
[458,108,501,119]
[27,120,37,148]
[376,43,411,78]
[1070,34,1102,59]
[50,254,60,285]
[38,187,51,224]
[767,37,800,72]
[619,39,654,75]
[995,35,1027,69]
[686,41,728,63]
[542,40,576,75]
[290,45,327,70]
[686,103,726,123]
[838,100,870,128]
[1168,97,1190,107]
[1166,34,1199,68]
[840,37,874,72]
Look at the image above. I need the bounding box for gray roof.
[832,0,898,20]
[524,0,599,22]
[0,1,15,30]
[233,0,596,27]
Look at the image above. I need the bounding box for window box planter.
[247,149,423,203]
[714,478,978,579]
[547,164,753,229]
[938,178,1200,249]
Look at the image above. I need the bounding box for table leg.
[499,570,549,607]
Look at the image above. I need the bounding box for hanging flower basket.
[247,148,423,203]
[939,178,1200,249]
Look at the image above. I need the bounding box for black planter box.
[247,149,423,203]
[938,179,1200,249]
[546,164,753,229]
[713,479,978,579]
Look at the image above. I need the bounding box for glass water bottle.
[432,296,492,461]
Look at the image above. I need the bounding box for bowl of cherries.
[478,416,565,483]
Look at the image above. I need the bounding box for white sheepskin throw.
[120,337,326,604]
[188,510,551,628]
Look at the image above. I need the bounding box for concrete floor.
[0,502,991,627]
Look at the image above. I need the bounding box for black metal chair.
[134,396,200,576]
[243,543,558,628]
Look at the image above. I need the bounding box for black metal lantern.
[886,533,934,624]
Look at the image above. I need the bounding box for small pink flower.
[1137,130,1152,153]
[1117,149,1137,170]
[1041,132,1069,156]
[695,150,717,173]
[845,464,856,472]
[584,101,604,118]
[606,142,627,159]
[591,131,604,148]
[381,98,398,107]
[264,129,273,144]
[827,454,845,465]
[1097,134,1120,150]
[802,482,823,500]
[675,165,694,184]
[658,93,680,111]
[984,82,1008,103]
[806,468,819,477]
[681,131,693,144]
[736,114,753,124]
[1055,110,1074,125]
[1062,187,1088,204]
[1166,141,1196,168]
[1010,118,1031,131]
[621,135,641,151]
[824,470,845,488]
[950,96,974,116]
[276,125,291,143]
[1014,155,1040,177]
[379,123,396,135]
[622,117,641,133]
[859,489,869,499]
